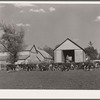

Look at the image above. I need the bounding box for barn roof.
[54,38,86,52]
[30,45,52,59]
[37,49,52,59]
[26,52,42,64]
[18,55,30,60]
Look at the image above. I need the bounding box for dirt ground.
[0,69,100,89]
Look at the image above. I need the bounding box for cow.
[6,64,16,72]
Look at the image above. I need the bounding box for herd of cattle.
[4,60,100,72]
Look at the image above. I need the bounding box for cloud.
[25,24,30,26]
[29,8,45,13]
[13,3,36,8]
[29,8,34,12]
[20,10,24,13]
[39,9,45,13]
[95,16,100,21]
[16,23,24,27]
[49,7,56,12]
[16,23,30,27]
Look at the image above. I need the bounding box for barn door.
[54,50,62,63]
[75,50,83,63]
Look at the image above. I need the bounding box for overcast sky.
[0,3,100,51]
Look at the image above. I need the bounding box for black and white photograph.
[0,1,100,94]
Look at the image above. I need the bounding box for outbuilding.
[54,38,86,63]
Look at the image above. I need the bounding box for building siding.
[75,50,84,63]
[54,50,62,63]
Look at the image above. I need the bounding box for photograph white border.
[0,90,100,99]
[0,1,100,99]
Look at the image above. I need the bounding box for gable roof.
[36,56,42,62]
[38,49,52,59]
[54,38,86,52]
[30,45,52,59]
[18,55,30,60]
[33,45,38,53]
[26,52,42,64]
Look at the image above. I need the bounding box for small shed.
[54,38,86,63]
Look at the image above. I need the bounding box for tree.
[85,41,98,60]
[97,53,100,60]
[0,22,25,64]
[43,45,54,58]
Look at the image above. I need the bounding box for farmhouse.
[26,45,52,64]
[0,43,52,66]
[54,38,86,63]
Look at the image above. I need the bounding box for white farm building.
[0,43,52,67]
[54,38,86,63]
[26,45,52,64]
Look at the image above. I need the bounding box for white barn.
[54,38,86,63]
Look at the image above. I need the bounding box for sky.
[0,3,100,51]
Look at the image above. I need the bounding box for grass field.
[0,69,100,89]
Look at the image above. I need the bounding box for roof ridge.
[33,45,38,53]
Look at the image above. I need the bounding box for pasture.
[0,69,100,89]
